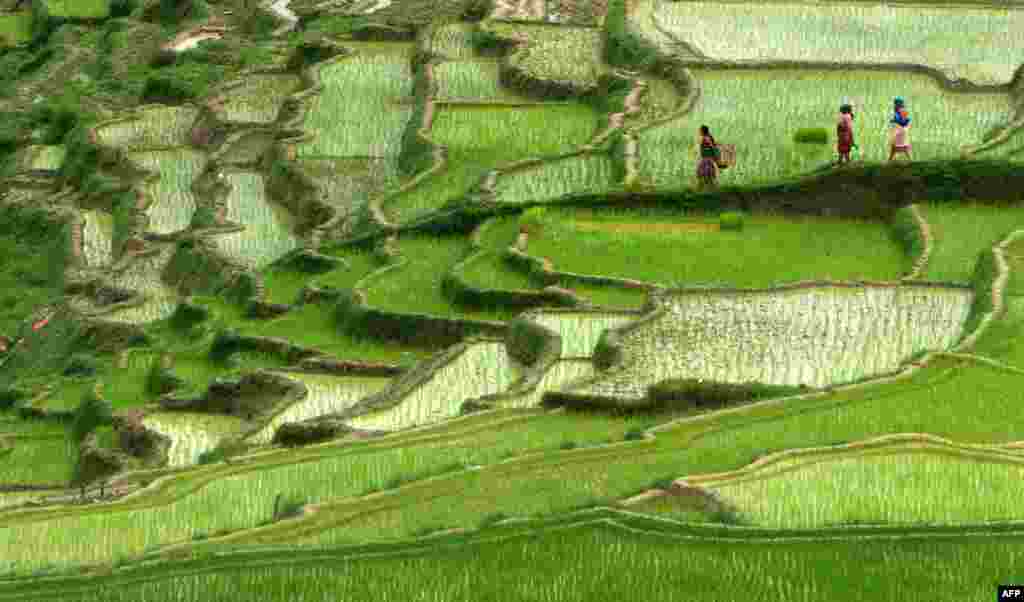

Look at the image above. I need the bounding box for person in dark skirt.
[836,103,855,164]
[696,125,719,188]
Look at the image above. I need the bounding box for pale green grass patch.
[656,2,1024,86]
[482,22,605,91]
[640,69,1011,188]
[15,145,65,172]
[434,60,531,101]
[524,311,638,357]
[42,0,110,18]
[428,22,478,60]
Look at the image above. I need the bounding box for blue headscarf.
[892,97,910,127]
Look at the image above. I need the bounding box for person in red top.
[836,104,855,165]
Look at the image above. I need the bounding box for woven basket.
[716,144,735,169]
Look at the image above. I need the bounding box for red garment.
[32,317,50,331]
[836,114,854,154]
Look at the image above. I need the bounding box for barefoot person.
[836,103,855,165]
[888,97,912,161]
[696,125,719,189]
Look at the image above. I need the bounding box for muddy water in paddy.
[586,285,973,396]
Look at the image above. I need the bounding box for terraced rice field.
[129,149,208,235]
[249,373,392,444]
[526,210,910,287]
[212,172,301,270]
[297,51,414,158]
[217,75,303,124]
[493,153,615,203]
[654,1,1024,86]
[80,210,113,268]
[693,442,1024,528]
[639,69,1011,187]
[95,106,199,151]
[347,342,518,430]
[2,7,1024,601]
[585,285,972,396]
[141,412,245,467]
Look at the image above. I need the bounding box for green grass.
[0,13,32,47]
[0,437,72,484]
[458,217,535,291]
[640,69,1011,189]
[7,525,1024,601]
[918,202,1024,282]
[385,104,598,223]
[365,235,518,321]
[195,296,436,364]
[42,0,110,18]
[656,1,1024,86]
[0,233,61,337]
[526,208,909,287]
[297,51,413,158]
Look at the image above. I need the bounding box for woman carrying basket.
[888,97,912,161]
[696,125,720,189]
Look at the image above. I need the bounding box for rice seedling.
[248,373,391,444]
[530,210,910,287]
[141,412,245,468]
[297,52,414,158]
[498,359,596,408]
[40,0,110,18]
[212,172,301,271]
[656,2,1024,86]
[128,149,208,235]
[95,106,200,151]
[482,22,606,92]
[297,158,403,224]
[525,311,637,357]
[105,244,179,324]
[698,446,1024,528]
[15,145,65,172]
[585,285,972,396]
[217,75,303,124]
[81,210,113,269]
[429,22,478,60]
[0,12,32,47]
[493,154,615,204]
[640,69,1011,188]
[347,342,518,430]
[434,60,531,102]
[917,203,1024,283]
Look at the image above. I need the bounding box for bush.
[719,211,745,231]
[0,386,31,409]
[623,428,645,441]
[63,354,98,377]
[793,128,829,144]
[272,492,307,521]
[518,207,548,234]
[559,440,577,450]
[647,378,804,410]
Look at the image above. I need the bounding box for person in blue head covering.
[889,97,912,161]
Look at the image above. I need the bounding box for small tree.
[71,384,113,444]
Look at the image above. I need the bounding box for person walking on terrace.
[696,125,720,189]
[889,97,912,161]
[836,103,856,165]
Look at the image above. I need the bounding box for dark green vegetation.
[0,0,1022,598]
